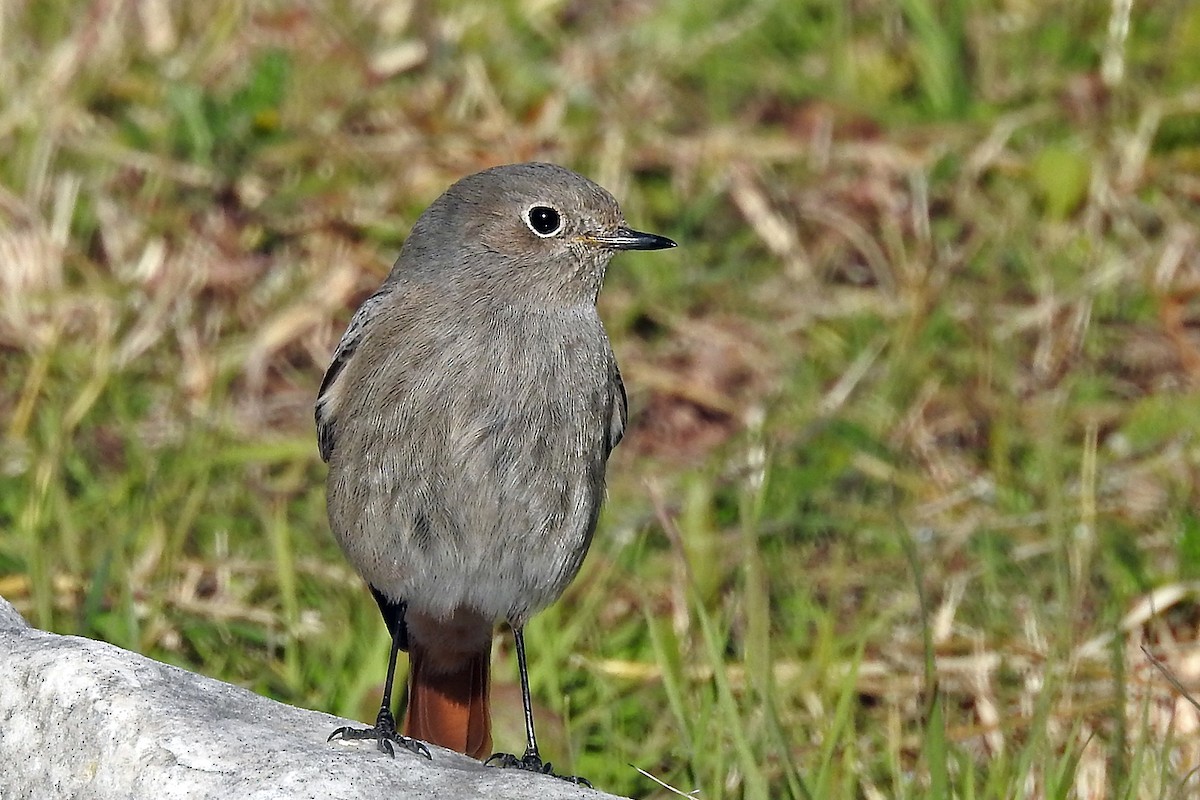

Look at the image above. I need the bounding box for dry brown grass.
[3,1,1200,797]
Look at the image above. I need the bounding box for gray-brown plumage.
[318,162,674,775]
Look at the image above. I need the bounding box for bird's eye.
[525,205,563,237]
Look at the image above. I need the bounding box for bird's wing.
[608,362,628,455]
[315,284,394,463]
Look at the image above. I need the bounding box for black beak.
[592,227,677,251]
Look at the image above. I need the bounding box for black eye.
[525,205,562,237]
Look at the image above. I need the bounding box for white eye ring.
[524,204,563,237]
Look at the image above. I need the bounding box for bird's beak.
[589,227,677,251]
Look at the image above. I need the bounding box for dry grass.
[3,1,1200,797]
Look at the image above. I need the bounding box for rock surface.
[0,596,622,800]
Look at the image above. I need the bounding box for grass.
[3,0,1200,797]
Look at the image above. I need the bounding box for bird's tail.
[403,636,493,759]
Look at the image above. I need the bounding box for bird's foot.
[486,748,592,787]
[328,706,431,759]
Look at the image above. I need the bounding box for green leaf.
[1032,145,1091,220]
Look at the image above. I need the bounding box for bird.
[317,162,675,779]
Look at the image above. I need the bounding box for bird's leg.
[485,626,591,786]
[514,625,543,765]
[328,624,431,759]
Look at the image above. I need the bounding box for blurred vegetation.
[3,0,1200,797]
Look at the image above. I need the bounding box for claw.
[328,708,431,760]
[486,749,591,786]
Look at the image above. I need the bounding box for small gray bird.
[317,162,675,778]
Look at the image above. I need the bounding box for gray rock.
[0,595,28,630]
[0,596,625,800]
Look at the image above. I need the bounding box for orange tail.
[403,636,493,759]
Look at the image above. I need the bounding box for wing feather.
[607,363,628,455]
[315,285,393,463]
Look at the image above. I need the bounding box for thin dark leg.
[379,624,403,718]
[328,613,430,759]
[485,625,590,786]
[514,626,540,760]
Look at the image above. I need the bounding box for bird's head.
[397,162,675,306]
